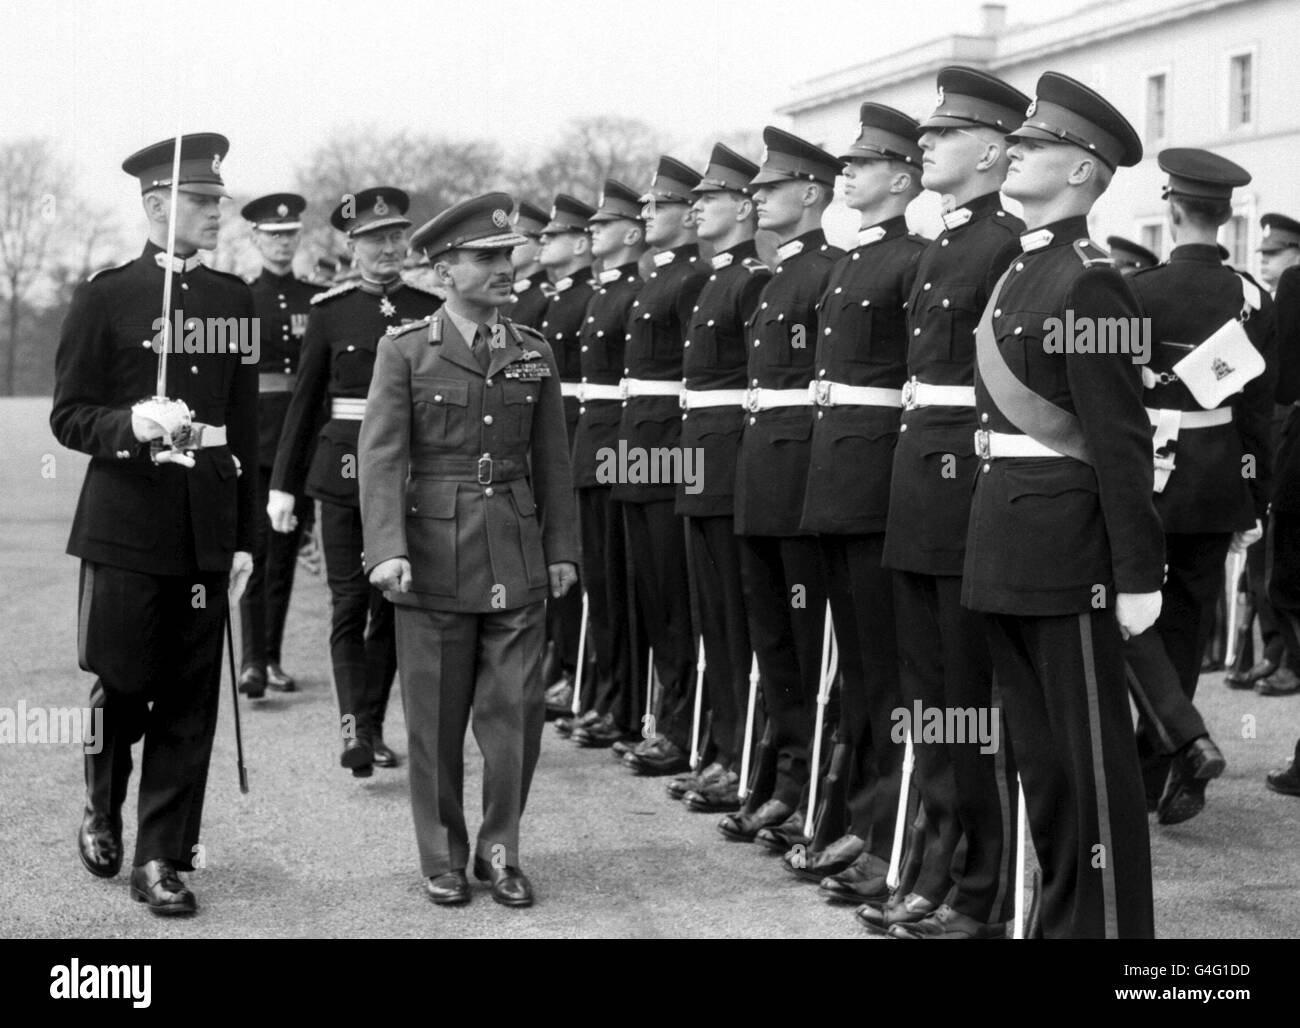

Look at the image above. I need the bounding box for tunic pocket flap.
[407,479,459,517]
[412,378,469,407]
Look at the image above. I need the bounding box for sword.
[570,591,589,717]
[1223,549,1248,668]
[886,730,915,890]
[689,637,707,771]
[1013,776,1028,938]
[643,647,656,739]
[738,653,760,801]
[224,605,250,794]
[804,600,837,838]
[154,130,183,401]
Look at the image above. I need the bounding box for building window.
[1146,73,1167,143]
[1221,215,1248,267]
[1140,223,1164,261]
[1230,52,1253,127]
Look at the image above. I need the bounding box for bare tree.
[510,116,668,207]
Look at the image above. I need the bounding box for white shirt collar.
[154,252,203,274]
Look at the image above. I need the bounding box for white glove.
[1230,518,1263,554]
[228,550,254,605]
[131,398,192,442]
[1116,591,1163,640]
[369,557,412,594]
[267,489,299,534]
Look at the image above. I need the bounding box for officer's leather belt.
[974,429,1065,460]
[744,387,813,412]
[901,378,975,410]
[576,382,623,402]
[809,381,903,408]
[1145,407,1232,430]
[168,422,228,449]
[619,378,684,400]
[411,454,527,485]
[331,397,367,421]
[682,388,747,410]
[258,372,296,393]
[559,382,583,398]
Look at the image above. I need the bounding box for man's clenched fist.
[370,557,412,594]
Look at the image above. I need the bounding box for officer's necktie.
[472,324,491,371]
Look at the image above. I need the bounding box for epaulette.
[389,315,434,341]
[310,280,361,305]
[401,280,444,299]
[1072,239,1114,268]
[742,257,770,275]
[87,260,132,283]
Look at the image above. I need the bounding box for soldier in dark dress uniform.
[1124,149,1275,825]
[236,193,324,697]
[962,72,1165,938]
[616,157,711,776]
[535,194,596,716]
[566,181,647,748]
[507,200,553,330]
[789,106,928,897]
[268,187,441,777]
[717,129,843,851]
[54,133,258,915]
[869,68,1025,939]
[665,144,768,812]
[360,193,580,907]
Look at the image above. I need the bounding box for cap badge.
[374,195,390,216]
[1026,97,1038,118]
[276,203,289,218]
[935,86,945,108]
[550,204,559,219]
[597,192,605,208]
[1264,225,1272,238]
[759,146,769,165]
[211,153,222,174]
[491,208,508,228]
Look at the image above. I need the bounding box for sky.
[2,0,1085,221]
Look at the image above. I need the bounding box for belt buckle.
[618,379,630,401]
[811,381,831,407]
[974,429,991,461]
[477,454,493,485]
[744,388,760,413]
[901,379,918,411]
[679,390,688,411]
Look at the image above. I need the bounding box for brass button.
[483,415,493,425]
[484,486,494,496]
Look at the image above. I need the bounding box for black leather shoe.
[855,892,936,935]
[341,739,374,778]
[1257,666,1300,696]
[685,771,741,812]
[1181,736,1226,780]
[266,662,296,692]
[425,870,470,906]
[718,799,793,842]
[889,903,1007,939]
[756,811,810,854]
[1157,735,1226,825]
[626,738,690,776]
[573,714,625,748]
[473,858,534,907]
[78,807,122,879]
[612,738,638,759]
[129,859,196,916]
[819,853,890,905]
[667,761,727,800]
[558,708,599,739]
[1266,760,1300,796]
[784,833,865,883]
[1225,659,1274,689]
[544,675,575,719]
[238,665,266,699]
[371,738,399,768]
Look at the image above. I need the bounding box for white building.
[778,0,1300,277]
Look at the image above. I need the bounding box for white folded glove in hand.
[1230,519,1263,554]
[1116,590,1163,640]
[228,550,254,605]
[131,398,192,442]
[267,490,299,534]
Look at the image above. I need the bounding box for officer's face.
[752,180,804,234]
[350,227,409,281]
[918,127,988,193]
[537,230,586,268]
[1003,136,1085,205]
[691,191,748,242]
[511,234,541,270]
[439,248,515,307]
[253,228,299,266]
[1260,248,1300,290]
[589,219,639,259]
[169,191,223,252]
[841,158,895,211]
[642,200,691,248]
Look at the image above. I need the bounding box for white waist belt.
[332,397,367,421]
[578,383,622,402]
[974,429,1065,460]
[560,382,582,398]
[682,388,747,410]
[809,381,903,408]
[902,379,975,410]
[175,423,227,448]
[744,387,814,412]
[620,378,684,399]
[1145,407,1233,429]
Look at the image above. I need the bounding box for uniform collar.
[357,276,402,296]
[856,215,906,249]
[145,241,203,274]
[940,191,1004,233]
[711,238,759,269]
[598,267,624,284]
[553,266,592,292]
[1170,243,1224,265]
[651,242,699,268]
[257,266,297,286]
[776,228,827,264]
[1020,215,1089,253]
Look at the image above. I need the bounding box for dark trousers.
[240,465,309,669]
[894,571,1016,922]
[820,534,903,860]
[986,610,1154,939]
[577,488,633,724]
[319,500,396,743]
[737,535,827,808]
[687,515,751,768]
[77,561,225,869]
[395,601,546,876]
[1246,535,1285,666]
[1136,532,1232,802]
[624,499,693,748]
[1268,510,1300,654]
[1123,631,1207,757]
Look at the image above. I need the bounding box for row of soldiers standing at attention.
[58,60,1299,930]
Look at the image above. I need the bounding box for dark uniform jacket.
[539,268,595,439]
[270,279,441,508]
[572,262,641,489]
[613,243,709,503]
[248,267,325,468]
[734,228,844,536]
[508,269,551,330]
[883,191,1024,575]
[1129,244,1276,532]
[51,241,259,576]
[677,239,770,518]
[961,217,1166,616]
[358,309,581,613]
[1273,265,1300,511]
[801,216,926,536]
